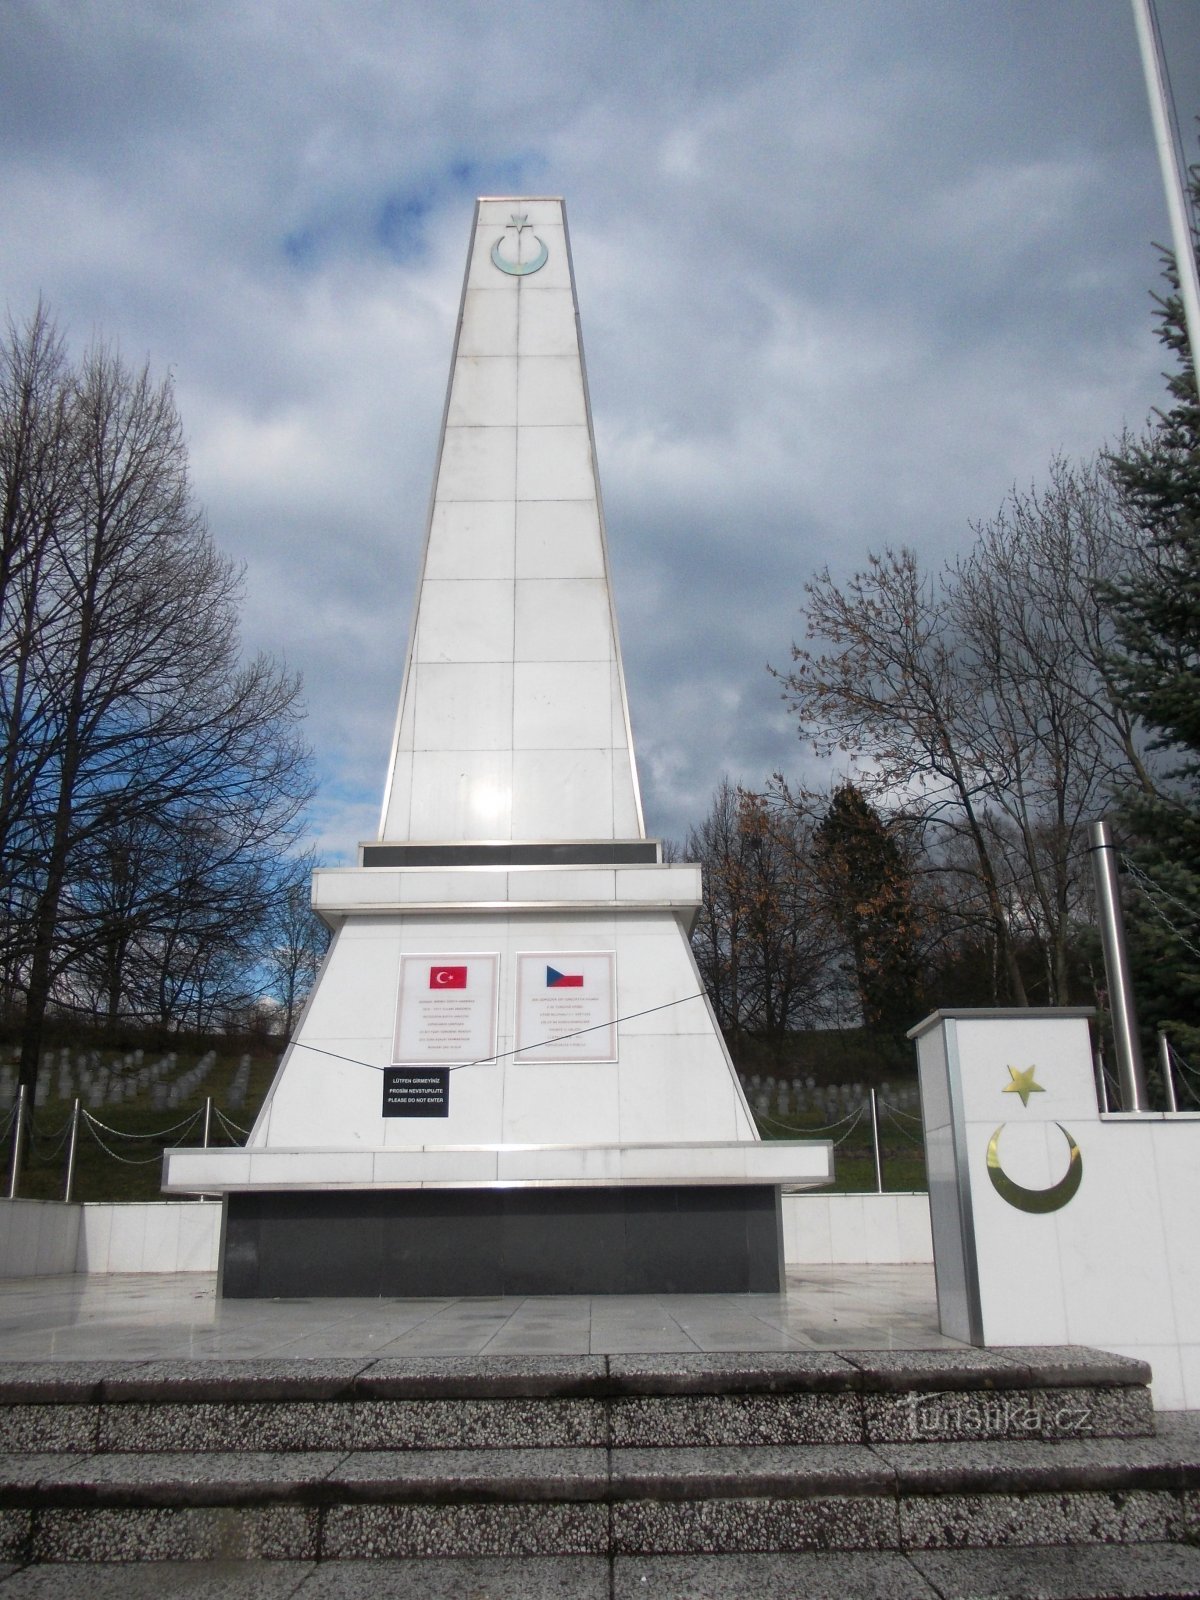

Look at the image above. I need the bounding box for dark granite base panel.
[220,1187,784,1299]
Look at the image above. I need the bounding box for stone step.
[2,1423,1199,1560]
[4,1551,1200,1600]
[0,1346,1156,1453]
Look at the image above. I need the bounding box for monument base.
[220,1185,785,1298]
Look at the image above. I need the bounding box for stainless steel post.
[1088,819,1150,1112]
[1159,1031,1179,1114]
[869,1088,884,1194]
[1094,1042,1111,1114]
[1132,0,1200,382]
[199,1095,214,1203]
[7,1083,27,1199]
[63,1098,81,1202]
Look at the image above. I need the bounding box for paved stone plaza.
[0,1264,961,1362]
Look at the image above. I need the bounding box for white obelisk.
[164,200,829,1296]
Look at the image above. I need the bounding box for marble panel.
[611,747,643,837]
[618,1144,747,1181]
[469,216,570,289]
[76,1203,113,1273]
[614,867,702,905]
[312,872,404,911]
[515,501,606,579]
[615,1041,745,1144]
[379,752,412,838]
[954,1014,1097,1124]
[494,1141,623,1182]
[861,1195,903,1263]
[408,751,514,840]
[176,1204,221,1271]
[1175,1342,1200,1410]
[162,1148,251,1190]
[782,1194,834,1265]
[827,1194,866,1264]
[516,425,595,501]
[1054,1126,1176,1347]
[137,1203,183,1273]
[742,1142,830,1182]
[914,1020,950,1134]
[517,290,581,357]
[424,502,516,581]
[457,288,518,357]
[510,750,613,840]
[104,1203,148,1272]
[371,1148,500,1184]
[397,869,511,903]
[412,663,514,751]
[436,425,516,502]
[512,660,614,750]
[246,1150,377,1188]
[517,354,587,426]
[414,579,514,664]
[476,197,565,228]
[298,934,402,1034]
[504,869,617,901]
[514,578,613,663]
[446,355,517,427]
[501,1063,621,1147]
[896,1194,934,1262]
[1144,1122,1200,1337]
[258,1053,385,1150]
[382,1068,505,1148]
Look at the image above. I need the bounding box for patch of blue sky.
[280,155,545,271]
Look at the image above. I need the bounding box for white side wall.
[1,1193,928,1277]
[0,1200,219,1277]
[782,1192,932,1264]
[0,1200,81,1277]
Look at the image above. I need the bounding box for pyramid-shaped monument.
[165,199,830,1295]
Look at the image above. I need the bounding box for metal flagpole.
[1132,0,1200,379]
[1088,820,1150,1112]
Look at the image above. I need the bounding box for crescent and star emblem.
[986,1065,1083,1214]
[491,213,549,277]
[434,971,455,985]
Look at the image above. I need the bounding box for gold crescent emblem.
[986,1122,1082,1214]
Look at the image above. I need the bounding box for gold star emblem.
[1002,1065,1045,1108]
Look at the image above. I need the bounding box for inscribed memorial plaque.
[515,952,617,1063]
[392,953,499,1066]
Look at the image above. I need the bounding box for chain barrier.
[80,1107,205,1167]
[880,1105,926,1146]
[213,1106,251,1140]
[81,1107,205,1142]
[27,1113,74,1159]
[878,1097,922,1122]
[754,1102,867,1138]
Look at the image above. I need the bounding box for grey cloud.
[1,0,1198,849]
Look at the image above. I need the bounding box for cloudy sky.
[2,0,1199,858]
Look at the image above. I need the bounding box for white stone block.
[517,355,587,426]
[424,501,516,581]
[447,355,517,427]
[516,425,595,501]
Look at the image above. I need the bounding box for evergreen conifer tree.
[1107,178,1200,1058]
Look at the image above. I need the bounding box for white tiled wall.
[782,1192,933,1265]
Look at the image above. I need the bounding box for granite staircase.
[1,1348,1199,1597]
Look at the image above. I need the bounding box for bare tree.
[776,459,1161,1004]
[260,853,331,1037]
[686,778,841,1050]
[0,312,314,1093]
